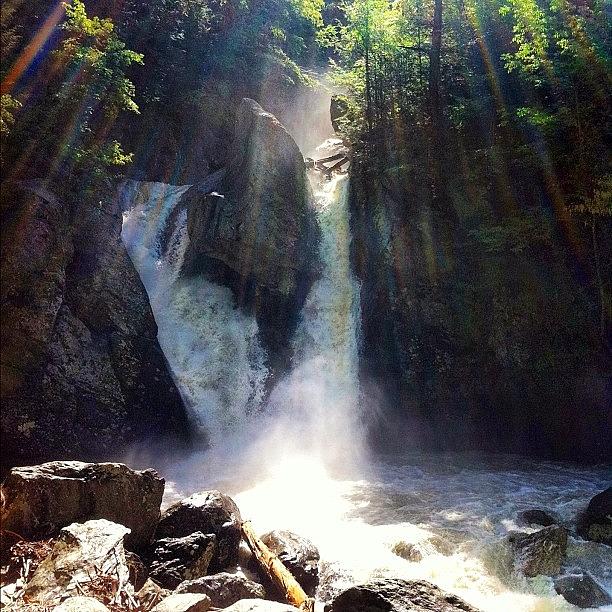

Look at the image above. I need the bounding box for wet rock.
[392,541,423,562]
[576,487,612,546]
[151,593,211,612]
[508,525,568,577]
[149,532,216,589]
[126,551,148,590]
[156,491,241,570]
[53,596,110,611]
[176,572,266,607]
[260,530,319,595]
[23,519,132,607]
[221,600,300,611]
[0,182,190,470]
[182,98,320,373]
[517,509,559,527]
[326,578,479,611]
[0,461,164,550]
[138,578,171,611]
[553,573,612,608]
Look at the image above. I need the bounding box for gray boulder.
[554,573,612,608]
[221,600,300,611]
[0,461,164,550]
[326,578,479,611]
[576,487,612,546]
[23,519,132,607]
[53,597,110,611]
[181,98,320,372]
[260,530,319,595]
[517,509,559,527]
[156,491,242,571]
[176,572,265,607]
[151,593,211,612]
[508,525,568,577]
[149,532,216,589]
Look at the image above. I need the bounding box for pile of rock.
[503,495,611,609]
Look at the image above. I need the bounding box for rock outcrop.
[0,461,164,550]
[326,578,479,612]
[176,572,266,608]
[517,509,559,528]
[181,98,320,372]
[221,600,300,612]
[155,491,242,571]
[576,487,612,546]
[259,531,319,596]
[0,181,191,470]
[151,593,212,612]
[508,526,568,577]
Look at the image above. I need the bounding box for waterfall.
[120,181,269,441]
[120,137,362,463]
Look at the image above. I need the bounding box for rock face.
[326,578,479,612]
[181,98,320,372]
[0,181,191,470]
[260,531,319,595]
[149,532,216,589]
[156,491,242,571]
[0,461,164,550]
[509,526,568,577]
[576,487,612,546]
[23,519,132,607]
[553,573,612,608]
[176,572,266,608]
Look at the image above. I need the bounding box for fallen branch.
[241,521,314,612]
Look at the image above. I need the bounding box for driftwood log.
[241,521,315,611]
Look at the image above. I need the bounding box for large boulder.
[23,519,132,607]
[181,98,320,372]
[508,525,568,577]
[553,573,612,608]
[517,509,559,527]
[149,532,216,589]
[156,491,242,571]
[53,597,111,611]
[176,572,266,608]
[221,600,300,611]
[326,578,479,612]
[151,593,211,612]
[0,461,164,550]
[576,487,612,546]
[0,181,190,470]
[260,531,319,595]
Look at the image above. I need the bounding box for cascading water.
[120,148,611,612]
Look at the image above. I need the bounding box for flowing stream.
[120,144,611,612]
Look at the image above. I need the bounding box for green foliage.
[0,94,21,138]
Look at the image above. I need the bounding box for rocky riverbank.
[1,461,610,611]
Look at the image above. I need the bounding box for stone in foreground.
[517,509,558,527]
[176,572,266,607]
[149,532,216,589]
[23,519,132,607]
[576,487,612,546]
[326,578,479,611]
[138,578,171,611]
[508,525,568,577]
[221,599,300,611]
[53,596,111,611]
[156,490,241,570]
[260,530,320,595]
[554,573,612,608]
[151,593,211,612]
[0,461,164,550]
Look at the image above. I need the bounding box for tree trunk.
[429,0,443,126]
[241,521,315,611]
